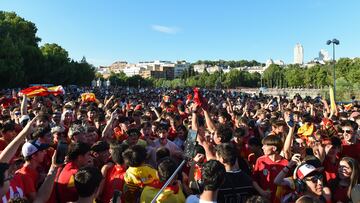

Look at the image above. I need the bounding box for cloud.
[151,25,179,34]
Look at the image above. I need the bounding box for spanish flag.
[48,85,65,96]
[20,86,65,98]
[81,93,96,102]
[20,86,49,97]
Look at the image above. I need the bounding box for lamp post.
[326,38,340,100]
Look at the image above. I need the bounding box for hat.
[22,140,49,157]
[295,164,322,180]
[68,124,86,138]
[51,126,65,134]
[91,141,109,152]
[19,115,30,125]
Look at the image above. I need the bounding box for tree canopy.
[0,11,95,88]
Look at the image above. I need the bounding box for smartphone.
[56,141,68,165]
[287,113,295,127]
[184,130,198,159]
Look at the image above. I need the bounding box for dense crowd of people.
[0,86,360,203]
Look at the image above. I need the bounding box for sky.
[2,0,360,67]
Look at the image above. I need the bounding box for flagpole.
[151,160,187,203]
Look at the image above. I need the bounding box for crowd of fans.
[0,86,360,203]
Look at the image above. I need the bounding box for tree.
[284,65,305,87]
[263,64,284,88]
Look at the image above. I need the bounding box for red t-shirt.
[48,161,79,203]
[99,164,126,203]
[253,155,288,202]
[341,142,360,161]
[15,165,38,199]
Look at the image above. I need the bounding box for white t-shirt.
[186,195,217,203]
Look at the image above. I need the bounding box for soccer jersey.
[253,155,288,202]
[99,164,126,203]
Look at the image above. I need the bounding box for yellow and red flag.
[81,93,96,102]
[20,86,49,98]
[48,85,65,96]
[20,85,65,98]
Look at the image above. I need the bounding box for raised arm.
[20,95,28,116]
[102,110,117,141]
[33,151,60,203]
[283,125,295,160]
[274,154,299,186]
[203,109,216,133]
[0,115,37,163]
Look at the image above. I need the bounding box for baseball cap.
[21,140,49,158]
[19,115,30,125]
[295,164,323,180]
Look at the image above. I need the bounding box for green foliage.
[262,64,285,88]
[0,11,95,88]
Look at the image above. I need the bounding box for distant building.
[174,61,190,78]
[206,65,222,74]
[239,66,266,74]
[294,43,304,64]
[96,66,110,78]
[109,61,128,73]
[314,49,330,63]
[123,66,145,77]
[193,64,208,73]
[274,60,285,66]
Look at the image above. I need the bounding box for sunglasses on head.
[304,174,323,183]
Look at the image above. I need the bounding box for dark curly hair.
[201,160,226,191]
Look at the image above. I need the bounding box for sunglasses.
[304,174,323,184]
[342,129,353,134]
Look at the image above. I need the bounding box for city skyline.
[2,0,360,67]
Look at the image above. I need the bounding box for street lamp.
[326,38,340,100]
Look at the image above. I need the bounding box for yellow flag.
[329,87,336,114]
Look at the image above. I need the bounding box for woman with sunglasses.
[274,154,331,203]
[328,157,359,203]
